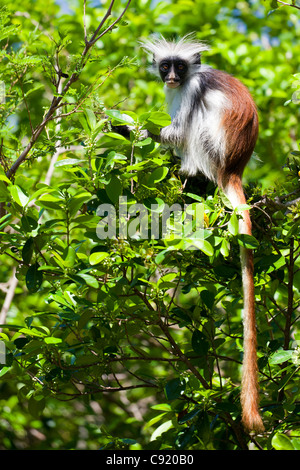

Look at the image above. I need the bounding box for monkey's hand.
[110,123,132,139]
[110,124,180,147]
[159,124,183,147]
[110,123,155,142]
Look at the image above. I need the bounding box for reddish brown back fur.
[216,71,259,186]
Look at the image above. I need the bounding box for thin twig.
[44,80,63,185]
[90,0,116,43]
[47,62,122,121]
[277,0,300,10]
[83,0,87,42]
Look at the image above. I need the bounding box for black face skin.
[159,57,189,89]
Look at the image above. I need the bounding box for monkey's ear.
[152,55,156,65]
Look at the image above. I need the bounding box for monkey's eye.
[160,63,169,71]
[177,63,186,71]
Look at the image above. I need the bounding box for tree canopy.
[0,0,299,451]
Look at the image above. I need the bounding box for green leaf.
[78,114,90,135]
[146,112,171,127]
[147,167,169,186]
[37,193,64,211]
[158,272,177,284]
[49,293,74,308]
[105,151,127,168]
[234,204,251,212]
[106,109,135,125]
[26,263,43,293]
[76,272,99,288]
[291,438,300,450]
[134,137,152,147]
[144,412,169,430]
[155,249,170,264]
[183,238,214,256]
[28,186,57,203]
[144,197,165,213]
[228,213,239,235]
[175,425,195,450]
[19,327,46,338]
[105,175,122,203]
[191,330,209,356]
[272,433,295,450]
[150,420,173,442]
[185,192,203,202]
[21,215,38,232]
[0,213,11,230]
[269,350,294,364]
[28,396,46,418]
[62,246,76,268]
[105,132,128,141]
[89,252,109,265]
[220,238,230,257]
[255,254,286,274]
[0,173,11,185]
[178,407,201,424]
[44,337,62,344]
[269,0,278,9]
[151,404,172,411]
[84,108,97,130]
[54,158,85,167]
[0,24,21,42]
[68,191,92,217]
[0,367,10,378]
[165,377,186,400]
[8,185,29,207]
[58,311,80,321]
[237,234,259,249]
[22,237,34,264]
[200,290,215,309]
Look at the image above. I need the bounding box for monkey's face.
[159,58,188,88]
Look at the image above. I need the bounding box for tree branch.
[157,317,210,390]
[91,0,132,43]
[0,267,18,331]
[5,0,132,180]
[253,192,300,211]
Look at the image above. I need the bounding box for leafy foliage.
[0,0,299,451]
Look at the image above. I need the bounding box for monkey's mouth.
[166,81,180,89]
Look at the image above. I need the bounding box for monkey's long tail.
[223,175,264,433]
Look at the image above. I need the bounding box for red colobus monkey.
[143,35,264,433]
[142,35,264,433]
[116,34,264,433]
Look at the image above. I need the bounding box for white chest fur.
[164,76,229,181]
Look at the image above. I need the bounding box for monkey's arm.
[110,124,132,139]
[110,123,182,149]
[110,123,157,142]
